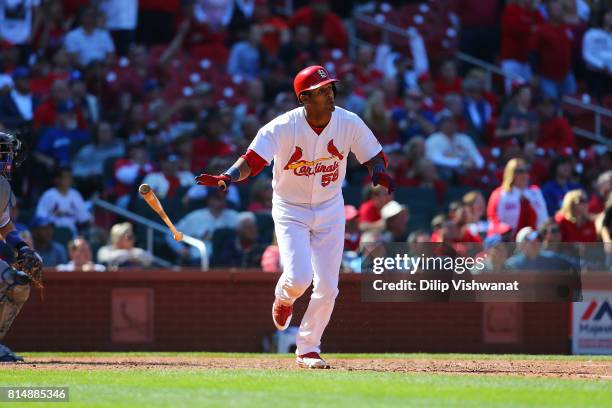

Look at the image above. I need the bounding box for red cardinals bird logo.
[327,139,343,161]
[284,146,303,170]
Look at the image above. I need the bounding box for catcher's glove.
[13,247,43,288]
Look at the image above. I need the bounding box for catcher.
[0,132,43,362]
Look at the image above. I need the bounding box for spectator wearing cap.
[288,0,348,50]
[530,0,577,100]
[167,189,238,265]
[588,170,612,215]
[391,89,435,145]
[582,7,612,101]
[481,234,509,273]
[98,222,153,269]
[113,138,154,207]
[538,218,563,253]
[358,185,392,232]
[0,67,38,130]
[33,79,87,130]
[495,84,538,146]
[36,166,91,236]
[487,158,549,237]
[505,226,573,271]
[100,0,137,56]
[141,154,194,200]
[534,96,575,152]
[500,0,544,93]
[30,216,68,267]
[72,121,125,187]
[541,156,582,215]
[425,110,484,177]
[64,6,115,67]
[554,190,598,242]
[214,212,265,268]
[56,236,106,272]
[34,99,89,169]
[344,205,360,252]
[381,201,409,242]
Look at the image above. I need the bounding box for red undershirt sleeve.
[241,149,269,177]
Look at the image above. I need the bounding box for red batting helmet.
[293,65,338,100]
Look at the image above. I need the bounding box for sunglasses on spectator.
[576,197,588,204]
[515,167,530,173]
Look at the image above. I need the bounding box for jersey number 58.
[321,169,339,187]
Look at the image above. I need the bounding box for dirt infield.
[2,356,612,380]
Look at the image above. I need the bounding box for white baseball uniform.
[248,106,382,355]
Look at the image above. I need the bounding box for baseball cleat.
[272,299,292,330]
[296,352,329,369]
[0,344,24,362]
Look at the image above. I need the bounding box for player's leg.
[0,263,32,362]
[272,202,314,330]
[295,198,344,368]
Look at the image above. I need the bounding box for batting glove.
[195,173,231,191]
[372,165,396,194]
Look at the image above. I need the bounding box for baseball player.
[0,132,43,362]
[196,66,394,368]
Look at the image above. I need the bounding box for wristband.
[223,166,241,182]
[6,230,27,251]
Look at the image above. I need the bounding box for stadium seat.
[394,187,439,232]
[255,212,274,245]
[342,185,363,207]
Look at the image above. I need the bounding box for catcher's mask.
[0,132,25,180]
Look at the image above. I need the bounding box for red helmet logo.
[294,65,338,99]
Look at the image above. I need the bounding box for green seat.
[394,187,439,234]
[255,212,274,245]
[342,185,363,207]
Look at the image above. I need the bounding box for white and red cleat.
[296,352,329,369]
[272,299,292,331]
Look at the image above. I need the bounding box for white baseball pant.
[272,194,345,355]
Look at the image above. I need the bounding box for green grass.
[1,353,611,408]
[20,351,612,361]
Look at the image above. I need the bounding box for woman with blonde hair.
[97,222,153,269]
[363,90,396,146]
[554,190,598,242]
[486,157,548,236]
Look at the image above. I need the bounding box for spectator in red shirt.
[588,170,612,215]
[456,0,500,66]
[288,0,348,50]
[34,79,87,130]
[530,0,577,99]
[253,0,289,56]
[554,190,598,242]
[534,96,575,152]
[500,0,543,93]
[113,139,154,207]
[353,44,383,90]
[358,185,392,232]
[192,112,234,172]
[435,60,462,97]
[417,72,443,113]
[450,200,483,243]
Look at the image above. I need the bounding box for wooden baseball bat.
[138,184,184,241]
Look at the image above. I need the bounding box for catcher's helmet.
[0,132,25,180]
[293,65,338,100]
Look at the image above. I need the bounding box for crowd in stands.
[0,0,609,272]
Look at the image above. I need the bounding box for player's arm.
[364,151,395,194]
[195,149,268,190]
